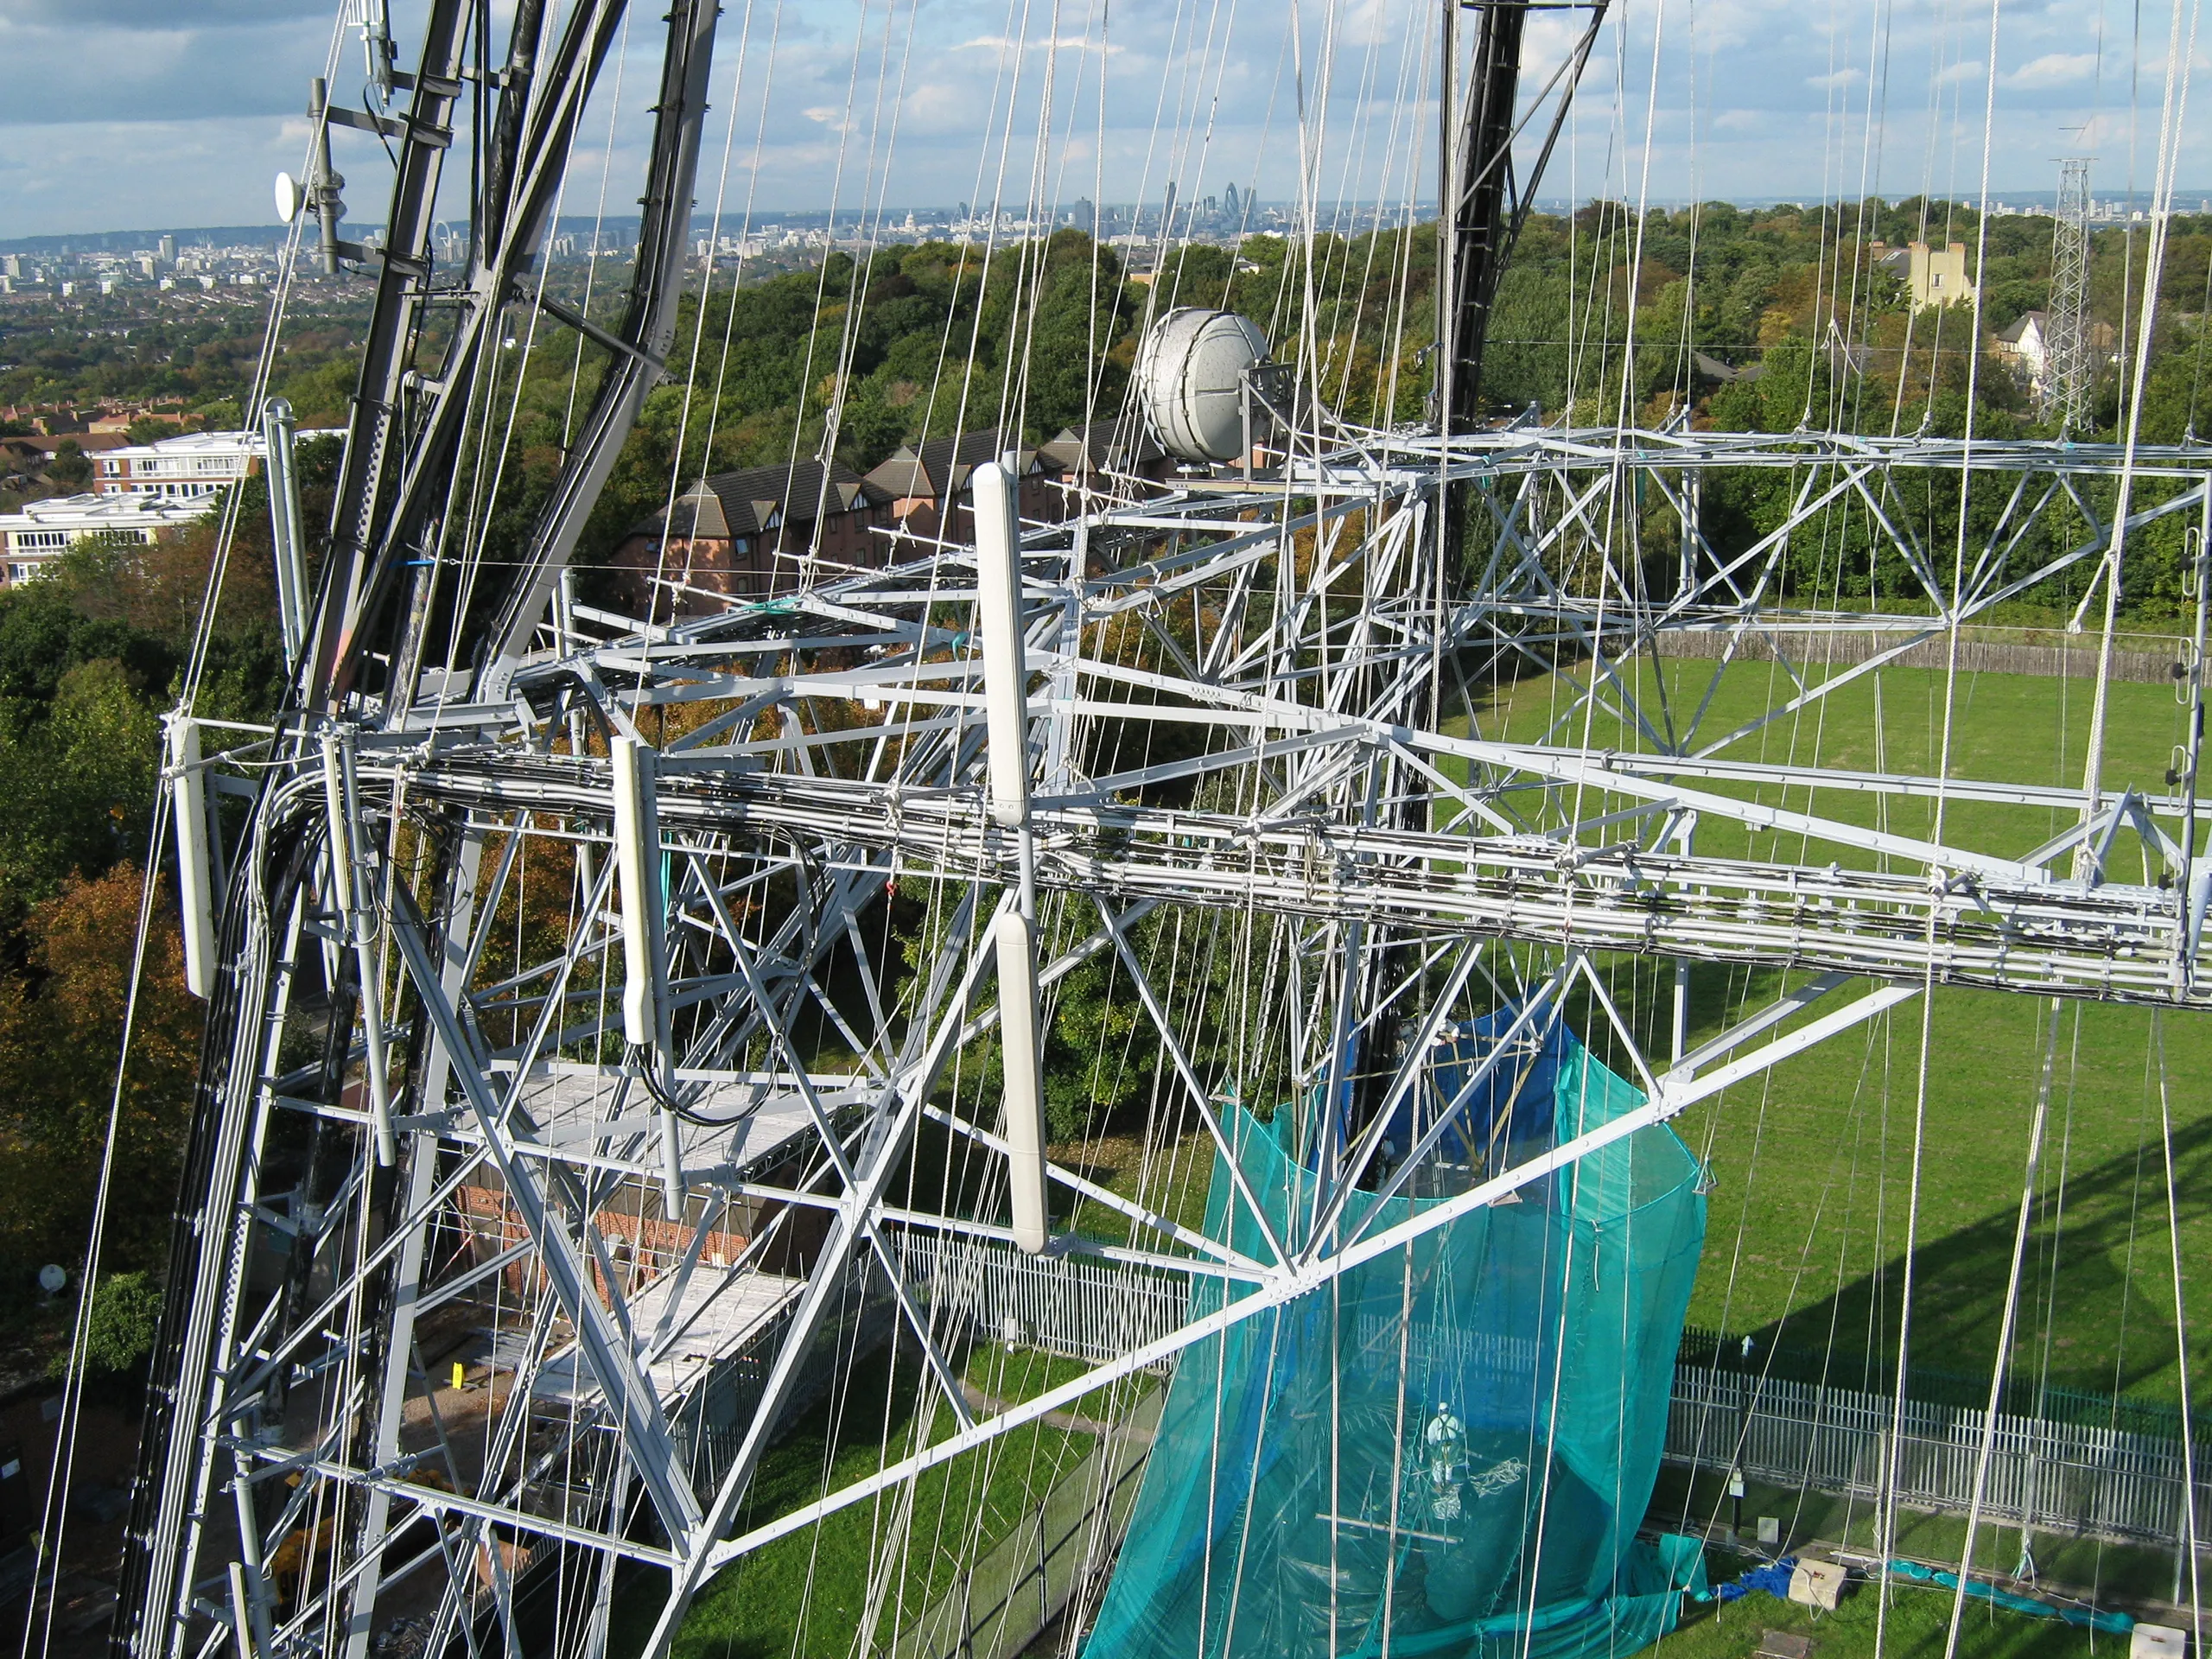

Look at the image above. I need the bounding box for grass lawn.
[1472,649,2198,882]
[620,1341,1110,1659]
[1650,1470,2193,1608]
[1048,1129,1218,1247]
[1453,659,2212,1409]
[1656,1552,2124,1659]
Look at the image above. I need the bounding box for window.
[16,531,69,550]
[9,563,34,582]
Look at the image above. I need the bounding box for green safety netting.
[1086,1017,1708,1659]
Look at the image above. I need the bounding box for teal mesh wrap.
[1085,1026,1707,1659]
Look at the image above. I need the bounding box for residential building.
[0,492,207,586]
[1037,418,1173,495]
[1992,309,2119,399]
[610,424,1169,616]
[611,460,896,615]
[1872,239,1977,309]
[1993,310,2052,385]
[10,431,133,467]
[94,426,342,498]
[863,428,1056,555]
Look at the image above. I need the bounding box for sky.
[0,0,2206,241]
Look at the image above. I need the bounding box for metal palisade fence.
[1668,1363,2212,1548]
[858,1235,2212,1550]
[885,1230,1190,1367]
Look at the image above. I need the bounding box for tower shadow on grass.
[1721,1110,2212,1416]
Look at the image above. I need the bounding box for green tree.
[0,658,162,914]
[45,438,91,490]
[50,1270,162,1377]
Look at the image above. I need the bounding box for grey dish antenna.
[1134,308,1271,464]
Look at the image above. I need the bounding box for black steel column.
[1443,0,1527,433]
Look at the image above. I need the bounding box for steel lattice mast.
[2045,158,2095,433]
[116,10,2212,1659]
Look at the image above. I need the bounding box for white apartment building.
[93,426,344,499]
[0,493,209,586]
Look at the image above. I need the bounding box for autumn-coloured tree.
[0,866,200,1300]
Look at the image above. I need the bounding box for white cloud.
[7,0,2212,240]
[2005,52,2099,89]
[953,35,1119,54]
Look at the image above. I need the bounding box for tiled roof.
[631,459,890,541]
[862,428,1037,501]
[1039,416,1165,474]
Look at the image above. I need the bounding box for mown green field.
[1467,657,2212,1408]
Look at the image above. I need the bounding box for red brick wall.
[455,1185,749,1306]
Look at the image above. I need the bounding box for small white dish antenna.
[37,1264,66,1296]
[274,172,302,226]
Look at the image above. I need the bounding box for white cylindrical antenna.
[974,461,1031,829]
[1133,308,1272,463]
[975,461,1048,1247]
[358,0,394,99]
[994,908,1050,1253]
[321,725,395,1166]
[169,719,217,998]
[611,734,668,1052]
[261,398,308,669]
[612,734,686,1215]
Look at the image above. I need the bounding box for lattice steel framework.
[2044,158,2095,432]
[114,10,2212,1659]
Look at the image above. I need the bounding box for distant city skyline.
[1,1,2204,240]
[8,185,2210,265]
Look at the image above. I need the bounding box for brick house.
[862,428,1056,557]
[1037,417,1173,496]
[611,459,896,615]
